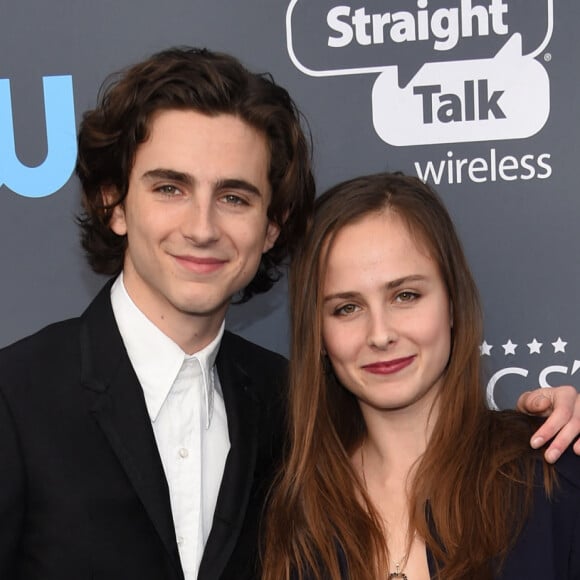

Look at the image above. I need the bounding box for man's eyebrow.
[141,168,194,186]
[215,178,263,197]
[140,171,263,197]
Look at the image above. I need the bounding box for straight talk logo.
[326,0,509,52]
[287,0,553,147]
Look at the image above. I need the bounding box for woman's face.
[321,210,452,417]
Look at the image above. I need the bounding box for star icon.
[552,337,567,353]
[480,341,493,356]
[502,340,517,355]
[527,339,542,354]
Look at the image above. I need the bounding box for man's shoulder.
[0,281,115,367]
[218,331,289,405]
[0,317,82,363]
[552,445,580,491]
[0,317,84,403]
[221,330,288,371]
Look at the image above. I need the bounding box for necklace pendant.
[388,564,408,579]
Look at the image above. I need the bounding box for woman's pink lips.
[174,255,227,274]
[362,355,416,375]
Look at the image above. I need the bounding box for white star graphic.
[480,341,493,356]
[552,337,567,353]
[502,340,517,355]
[527,339,542,354]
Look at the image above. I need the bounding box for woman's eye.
[335,304,359,316]
[396,291,419,303]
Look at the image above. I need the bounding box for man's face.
[109,109,279,348]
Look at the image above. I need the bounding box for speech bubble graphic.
[371,33,549,145]
[287,0,553,88]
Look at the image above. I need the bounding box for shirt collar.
[110,273,224,427]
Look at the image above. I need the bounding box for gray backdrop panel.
[0,0,578,408]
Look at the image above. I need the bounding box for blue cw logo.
[0,75,76,198]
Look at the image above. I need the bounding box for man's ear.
[262,220,281,253]
[102,187,127,236]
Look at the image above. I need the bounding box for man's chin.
[176,297,231,319]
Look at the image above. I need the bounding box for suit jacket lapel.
[79,282,183,577]
[198,332,261,579]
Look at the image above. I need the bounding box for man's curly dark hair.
[76,46,315,302]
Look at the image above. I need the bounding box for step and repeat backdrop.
[0,0,578,407]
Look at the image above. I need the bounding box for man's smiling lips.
[362,355,416,375]
[173,254,228,274]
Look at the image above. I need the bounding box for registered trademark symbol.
[544,52,552,62]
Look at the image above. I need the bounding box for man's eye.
[223,194,248,206]
[156,184,180,196]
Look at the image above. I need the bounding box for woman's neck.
[353,402,438,580]
[359,395,440,480]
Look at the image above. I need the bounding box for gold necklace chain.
[360,439,411,580]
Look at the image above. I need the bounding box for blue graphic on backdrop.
[0,75,76,198]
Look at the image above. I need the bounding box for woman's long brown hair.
[262,173,553,580]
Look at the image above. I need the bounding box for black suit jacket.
[492,446,580,579]
[0,282,287,580]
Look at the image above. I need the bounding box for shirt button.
[177,535,184,546]
[178,447,189,458]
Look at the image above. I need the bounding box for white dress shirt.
[110,274,230,579]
